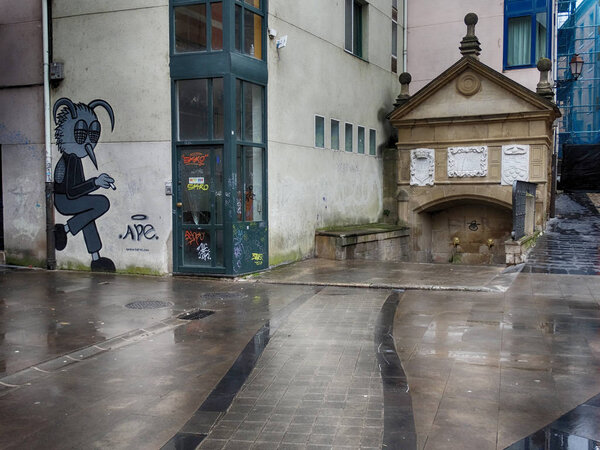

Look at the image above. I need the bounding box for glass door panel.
[177,146,223,268]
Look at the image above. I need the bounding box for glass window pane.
[315,116,325,148]
[392,22,398,57]
[244,0,260,7]
[345,0,353,51]
[236,80,242,138]
[507,16,531,66]
[345,123,353,152]
[331,119,340,150]
[178,79,209,141]
[237,147,243,221]
[353,2,362,57]
[244,147,264,222]
[535,12,547,61]
[243,82,264,143]
[215,230,224,266]
[213,78,224,139]
[181,147,212,225]
[183,227,212,265]
[358,126,365,154]
[369,129,376,155]
[214,147,223,224]
[235,5,242,52]
[175,5,207,53]
[211,2,223,51]
[244,9,263,59]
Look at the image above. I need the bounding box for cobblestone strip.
[199,287,389,449]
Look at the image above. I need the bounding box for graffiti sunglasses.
[74,120,101,144]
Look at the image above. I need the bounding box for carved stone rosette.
[447,146,488,177]
[501,144,530,185]
[410,148,435,186]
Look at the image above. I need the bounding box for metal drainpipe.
[42,0,56,269]
[403,0,407,70]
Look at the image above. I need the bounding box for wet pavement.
[1,193,600,449]
[524,192,600,275]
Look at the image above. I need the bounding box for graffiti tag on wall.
[119,214,159,241]
[183,152,209,167]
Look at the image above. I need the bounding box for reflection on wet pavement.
[197,287,389,449]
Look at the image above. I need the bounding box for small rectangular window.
[369,129,376,155]
[357,126,365,154]
[331,119,340,150]
[315,116,325,148]
[345,123,353,152]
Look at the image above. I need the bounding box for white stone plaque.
[410,148,435,186]
[447,146,488,177]
[501,144,530,185]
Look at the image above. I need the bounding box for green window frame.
[235,0,265,60]
[174,1,224,54]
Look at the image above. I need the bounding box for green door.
[176,146,224,271]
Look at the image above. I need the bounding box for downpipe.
[42,0,55,269]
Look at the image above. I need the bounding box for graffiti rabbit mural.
[53,98,116,272]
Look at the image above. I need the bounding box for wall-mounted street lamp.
[569,53,584,80]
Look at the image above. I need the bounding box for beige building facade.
[389,49,560,263]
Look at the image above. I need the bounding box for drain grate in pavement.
[178,309,215,320]
[125,300,174,310]
[201,292,246,300]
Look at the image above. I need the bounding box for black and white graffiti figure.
[53,97,116,272]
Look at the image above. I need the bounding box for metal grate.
[178,309,215,320]
[125,300,173,310]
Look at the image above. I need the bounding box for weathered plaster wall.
[0,0,46,264]
[51,1,172,273]
[406,0,541,92]
[267,0,402,264]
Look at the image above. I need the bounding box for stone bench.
[315,224,410,261]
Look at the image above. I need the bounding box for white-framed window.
[369,128,376,155]
[345,122,353,152]
[357,126,365,154]
[315,115,325,148]
[345,0,365,58]
[331,119,340,150]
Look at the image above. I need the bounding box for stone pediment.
[388,57,560,124]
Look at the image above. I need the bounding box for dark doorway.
[559,144,600,191]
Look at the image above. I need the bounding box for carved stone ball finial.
[459,12,481,59]
[536,57,554,102]
[394,72,412,107]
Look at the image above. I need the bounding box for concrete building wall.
[0,0,46,265]
[51,0,172,274]
[267,0,404,265]
[406,0,541,92]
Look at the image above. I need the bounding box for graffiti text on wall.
[185,230,206,247]
[119,214,159,241]
[183,152,209,167]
